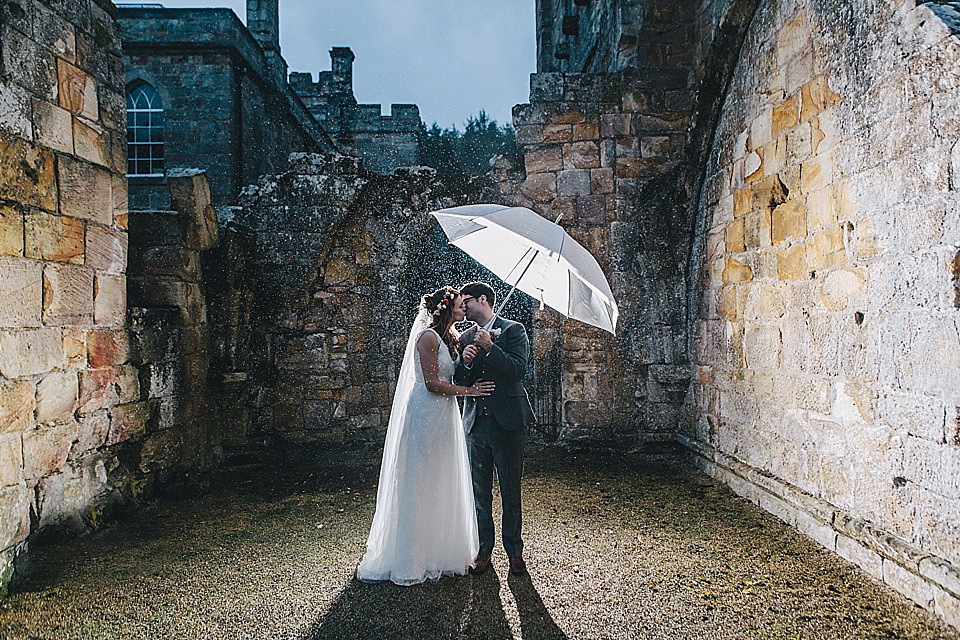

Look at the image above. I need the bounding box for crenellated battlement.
[291,47,422,172]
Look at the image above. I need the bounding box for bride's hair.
[421,286,460,356]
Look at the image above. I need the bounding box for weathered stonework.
[0,2,223,599]
[290,48,421,175]
[126,170,222,476]
[206,154,500,457]
[118,3,336,210]
[0,0,132,595]
[0,0,958,631]
[686,0,960,627]
[503,66,696,446]
[520,0,960,628]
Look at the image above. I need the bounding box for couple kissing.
[356,281,534,585]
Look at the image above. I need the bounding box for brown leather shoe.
[469,554,491,575]
[508,556,527,577]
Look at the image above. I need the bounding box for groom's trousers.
[468,414,525,559]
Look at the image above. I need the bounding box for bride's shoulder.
[416,327,440,347]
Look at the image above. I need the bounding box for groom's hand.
[462,344,480,365]
[475,329,494,352]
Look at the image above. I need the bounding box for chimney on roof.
[331,47,355,90]
[247,0,279,54]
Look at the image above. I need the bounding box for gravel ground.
[0,446,956,640]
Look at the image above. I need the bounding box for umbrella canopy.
[430,204,619,334]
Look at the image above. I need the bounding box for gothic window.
[126,83,164,177]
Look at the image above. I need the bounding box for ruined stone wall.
[208,154,499,457]
[510,0,759,446]
[126,170,221,478]
[0,0,129,592]
[0,0,228,594]
[695,0,735,69]
[536,0,636,73]
[509,8,702,446]
[537,0,701,76]
[687,0,960,625]
[504,72,688,446]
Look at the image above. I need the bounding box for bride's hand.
[467,380,495,397]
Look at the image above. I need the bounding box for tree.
[418,111,520,175]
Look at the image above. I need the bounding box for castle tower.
[246,0,286,81]
[330,47,355,93]
[247,0,280,55]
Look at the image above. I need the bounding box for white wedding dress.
[356,312,479,585]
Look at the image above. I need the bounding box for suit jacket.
[454,316,534,433]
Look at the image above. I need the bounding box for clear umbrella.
[430,204,619,334]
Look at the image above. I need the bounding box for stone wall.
[522,0,960,624]
[330,106,421,176]
[0,0,226,596]
[123,48,236,210]
[536,0,703,75]
[505,34,701,446]
[238,71,329,189]
[119,7,335,209]
[687,0,960,626]
[207,154,502,457]
[0,0,129,593]
[536,0,633,73]
[126,170,221,478]
[506,0,760,447]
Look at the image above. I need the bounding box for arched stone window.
[126,83,164,177]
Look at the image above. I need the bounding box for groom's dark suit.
[455,316,534,560]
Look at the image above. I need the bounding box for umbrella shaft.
[494,248,540,320]
[495,212,560,316]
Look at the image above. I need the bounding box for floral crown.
[431,287,458,317]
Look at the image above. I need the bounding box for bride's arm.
[417,332,494,397]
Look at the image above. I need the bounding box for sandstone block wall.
[523,0,960,624]
[0,0,224,593]
[0,0,129,593]
[688,0,960,625]
[126,170,221,478]
[503,6,702,446]
[512,72,689,445]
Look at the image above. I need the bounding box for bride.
[356,286,494,585]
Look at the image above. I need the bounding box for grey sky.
[131,1,536,129]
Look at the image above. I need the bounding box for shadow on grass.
[303,568,566,640]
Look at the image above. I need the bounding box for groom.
[455,281,534,577]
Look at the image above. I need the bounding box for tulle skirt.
[356,389,479,586]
